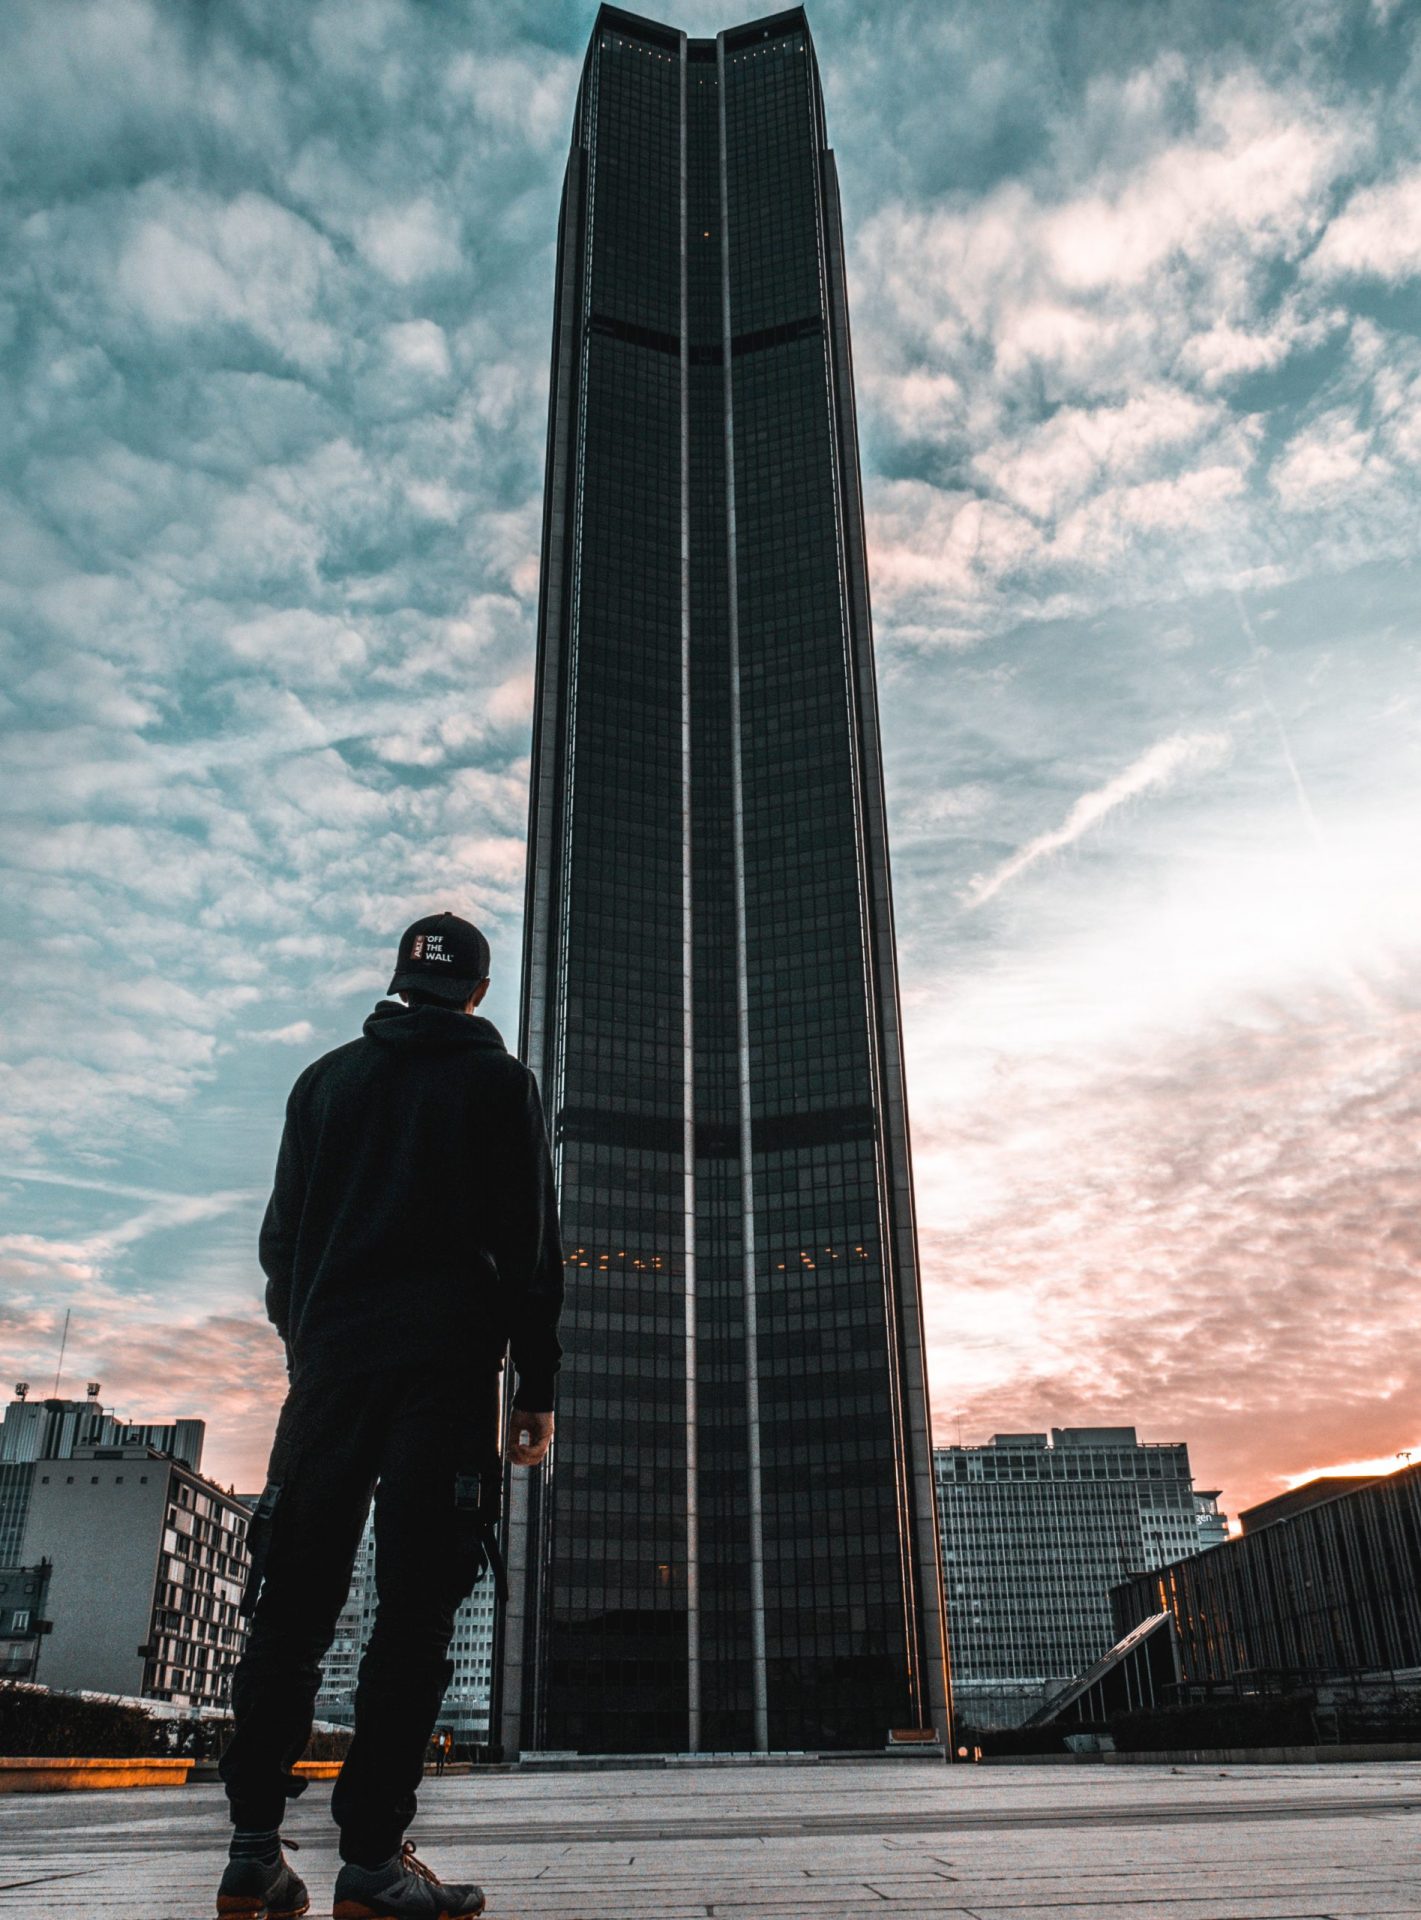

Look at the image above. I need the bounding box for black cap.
[387,913,491,1006]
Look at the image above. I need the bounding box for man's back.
[259,999,562,1395]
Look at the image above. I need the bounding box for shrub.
[304,1727,354,1760]
[0,1682,351,1763]
[1332,1692,1421,1743]
[0,1681,158,1757]
[1110,1694,1316,1752]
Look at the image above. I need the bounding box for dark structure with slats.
[1112,1464,1421,1688]
[495,5,950,1756]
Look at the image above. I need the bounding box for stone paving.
[2,1758,1419,1920]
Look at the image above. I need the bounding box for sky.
[1,0,1418,1519]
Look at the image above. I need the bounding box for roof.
[1022,1611,1173,1728]
[1240,1475,1382,1534]
[592,5,811,52]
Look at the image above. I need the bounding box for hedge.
[0,1682,353,1760]
[1110,1692,1421,1752]
[957,1689,1421,1758]
[0,1681,157,1758]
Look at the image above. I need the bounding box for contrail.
[963,730,1230,909]
[0,1170,256,1258]
[1233,591,1325,853]
[0,1167,254,1205]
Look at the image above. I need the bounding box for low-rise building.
[19,1444,250,1708]
[0,1387,203,1563]
[1112,1460,1421,1689]
[0,1562,51,1679]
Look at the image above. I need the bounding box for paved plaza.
[2,1758,1418,1920]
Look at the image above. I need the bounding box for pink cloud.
[915,978,1421,1516]
[1,1282,285,1493]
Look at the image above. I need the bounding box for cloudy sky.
[2,0,1417,1517]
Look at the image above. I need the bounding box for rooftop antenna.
[51,1309,71,1398]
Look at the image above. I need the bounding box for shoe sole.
[216,1900,310,1918]
[333,1902,484,1919]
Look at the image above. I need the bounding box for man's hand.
[508,1407,554,1467]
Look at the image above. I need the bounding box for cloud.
[4,1189,251,1253]
[357,198,461,285]
[1177,301,1336,391]
[443,49,581,150]
[1270,410,1390,505]
[916,976,1421,1514]
[975,388,1225,521]
[225,609,370,684]
[383,319,453,381]
[1308,168,1421,284]
[910,767,1421,1477]
[252,1021,315,1046]
[1,0,1416,1524]
[963,733,1231,907]
[899,784,994,836]
[113,187,344,373]
[850,38,1420,646]
[0,1276,287,1491]
[0,1167,239,1204]
[0,1189,253,1314]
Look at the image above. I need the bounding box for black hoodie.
[258,1001,563,1408]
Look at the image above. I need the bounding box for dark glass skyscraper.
[496,3,949,1756]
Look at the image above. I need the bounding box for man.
[217,913,563,1920]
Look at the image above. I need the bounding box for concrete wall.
[20,1461,169,1696]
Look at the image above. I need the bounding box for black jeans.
[220,1366,500,1861]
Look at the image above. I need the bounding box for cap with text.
[388,912,491,1006]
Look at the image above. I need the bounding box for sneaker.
[333,1841,485,1919]
[216,1842,309,1918]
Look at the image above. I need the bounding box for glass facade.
[935,1428,1228,1729]
[317,1507,496,1746]
[497,5,948,1755]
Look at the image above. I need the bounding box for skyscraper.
[497,4,948,1755]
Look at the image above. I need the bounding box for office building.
[1112,1460,1421,1687]
[313,1513,373,1726]
[935,1428,1226,1727]
[317,1509,497,1748]
[18,1444,250,1707]
[0,1386,203,1563]
[0,1562,51,1680]
[499,4,948,1755]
